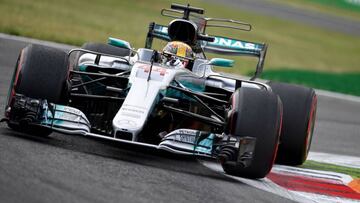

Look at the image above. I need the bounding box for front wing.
[6,94,256,166]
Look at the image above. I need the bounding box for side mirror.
[208,58,234,67]
[108,37,131,49]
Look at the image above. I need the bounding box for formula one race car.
[3,4,317,179]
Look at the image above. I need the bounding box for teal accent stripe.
[79,64,87,71]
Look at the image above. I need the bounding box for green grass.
[270,0,360,21]
[312,0,360,12]
[258,69,360,96]
[0,0,360,75]
[301,160,360,179]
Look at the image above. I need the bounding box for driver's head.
[162,41,194,69]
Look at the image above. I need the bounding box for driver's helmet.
[162,41,194,69]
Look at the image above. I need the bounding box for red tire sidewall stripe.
[6,49,24,117]
[271,99,283,167]
[304,94,317,156]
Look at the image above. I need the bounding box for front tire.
[6,44,70,136]
[223,87,282,179]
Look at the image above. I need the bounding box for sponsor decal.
[136,64,168,81]
[209,37,260,51]
[163,130,198,144]
[121,107,145,114]
[120,106,144,119]
[177,134,196,144]
[178,129,198,136]
[54,112,77,122]
[117,119,137,127]
[62,106,82,115]
[122,104,147,110]
[153,25,261,51]
[120,112,141,119]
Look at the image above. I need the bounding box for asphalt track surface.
[212,0,360,36]
[0,36,292,203]
[0,35,359,203]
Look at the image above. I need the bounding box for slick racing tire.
[6,44,70,136]
[268,81,317,166]
[223,87,282,179]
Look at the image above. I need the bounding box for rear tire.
[223,87,282,179]
[6,44,70,136]
[268,81,317,166]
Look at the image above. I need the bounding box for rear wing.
[145,23,267,80]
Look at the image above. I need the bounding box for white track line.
[199,160,315,203]
[293,192,360,203]
[0,33,76,50]
[271,165,359,203]
[201,151,360,203]
[200,160,359,203]
[308,152,360,169]
[273,165,354,185]
[315,89,360,103]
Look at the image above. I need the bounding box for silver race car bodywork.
[9,46,261,159]
[4,3,318,179]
